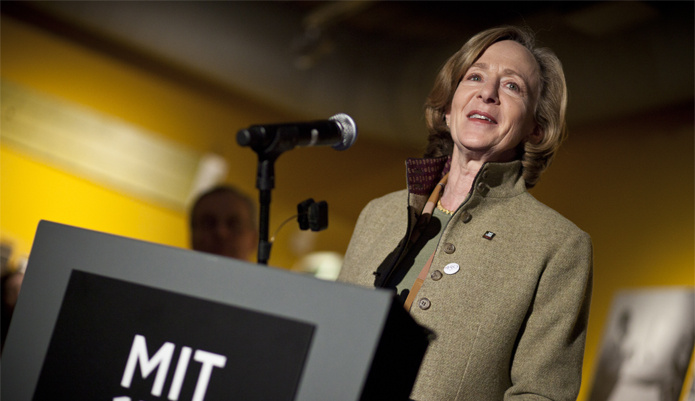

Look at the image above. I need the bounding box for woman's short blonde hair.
[424,25,568,188]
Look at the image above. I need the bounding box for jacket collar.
[406,157,526,214]
[471,160,527,199]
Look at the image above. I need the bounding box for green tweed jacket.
[338,160,593,401]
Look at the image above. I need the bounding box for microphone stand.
[237,126,298,265]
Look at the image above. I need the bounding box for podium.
[2,221,431,401]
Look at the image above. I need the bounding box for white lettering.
[167,346,192,400]
[120,334,175,397]
[120,335,227,401]
[192,350,227,401]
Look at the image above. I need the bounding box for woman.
[338,26,593,400]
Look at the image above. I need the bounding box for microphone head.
[329,113,358,151]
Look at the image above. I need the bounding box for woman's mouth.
[468,112,497,124]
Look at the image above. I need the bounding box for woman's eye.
[467,74,482,82]
[506,82,521,92]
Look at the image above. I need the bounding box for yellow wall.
[2,14,694,400]
[1,145,188,254]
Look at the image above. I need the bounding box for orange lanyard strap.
[403,173,448,311]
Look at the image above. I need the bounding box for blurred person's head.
[190,185,258,261]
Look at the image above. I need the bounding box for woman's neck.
[439,152,483,211]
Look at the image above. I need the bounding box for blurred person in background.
[2,269,25,354]
[190,185,258,261]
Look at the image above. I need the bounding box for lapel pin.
[483,231,496,240]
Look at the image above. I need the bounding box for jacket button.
[462,211,472,223]
[476,181,487,192]
[430,270,443,281]
[443,242,456,254]
[418,298,431,310]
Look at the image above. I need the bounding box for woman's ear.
[527,125,544,145]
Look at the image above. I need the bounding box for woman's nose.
[478,80,500,104]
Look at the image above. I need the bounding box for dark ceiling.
[3,1,694,148]
[285,1,594,41]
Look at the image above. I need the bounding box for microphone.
[236,113,358,151]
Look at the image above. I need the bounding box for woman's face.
[446,40,541,163]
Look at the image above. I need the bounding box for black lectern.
[2,221,430,401]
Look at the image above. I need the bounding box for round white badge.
[443,263,460,275]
